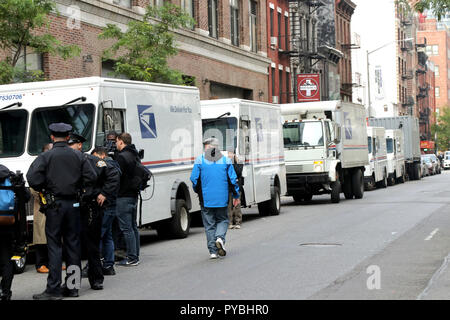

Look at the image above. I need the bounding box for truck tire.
[397,170,405,183]
[365,176,376,191]
[377,172,387,188]
[259,186,281,216]
[352,169,364,199]
[343,180,353,199]
[388,173,396,186]
[156,199,190,239]
[330,180,341,203]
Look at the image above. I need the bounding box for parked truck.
[280,100,369,203]
[364,126,388,190]
[201,99,287,216]
[385,129,406,185]
[368,116,421,180]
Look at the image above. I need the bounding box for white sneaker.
[215,238,226,256]
[234,225,241,229]
[210,253,218,259]
[228,224,235,229]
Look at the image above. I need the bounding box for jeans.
[200,206,229,254]
[0,234,14,296]
[100,205,116,268]
[116,197,140,261]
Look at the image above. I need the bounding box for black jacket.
[26,141,97,197]
[117,144,140,198]
[84,154,121,207]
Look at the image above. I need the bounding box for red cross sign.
[297,74,321,102]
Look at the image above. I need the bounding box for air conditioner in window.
[270,37,278,49]
[272,96,279,103]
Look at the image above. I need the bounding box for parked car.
[443,155,450,170]
[424,154,441,174]
[421,155,432,176]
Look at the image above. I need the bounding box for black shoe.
[33,291,63,300]
[0,290,11,301]
[102,266,116,276]
[81,265,89,279]
[91,282,103,290]
[61,284,79,298]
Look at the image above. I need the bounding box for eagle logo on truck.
[138,105,157,139]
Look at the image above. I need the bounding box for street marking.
[425,228,439,241]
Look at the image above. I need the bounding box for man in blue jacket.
[190,138,240,259]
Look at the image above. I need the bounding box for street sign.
[420,141,435,149]
[297,74,321,102]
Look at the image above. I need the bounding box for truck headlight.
[314,160,324,172]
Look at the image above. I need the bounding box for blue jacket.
[190,154,240,208]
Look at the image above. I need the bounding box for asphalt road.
[9,170,450,300]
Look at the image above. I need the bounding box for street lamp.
[366,37,414,117]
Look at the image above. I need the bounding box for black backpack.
[133,157,152,191]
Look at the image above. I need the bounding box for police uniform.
[26,123,97,300]
[69,133,120,290]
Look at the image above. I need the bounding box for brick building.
[266,0,291,104]
[417,13,450,116]
[5,0,272,101]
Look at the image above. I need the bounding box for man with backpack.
[115,132,148,266]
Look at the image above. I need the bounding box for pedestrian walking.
[115,133,141,266]
[33,143,53,273]
[227,149,244,230]
[190,138,240,259]
[26,123,97,300]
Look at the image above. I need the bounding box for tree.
[0,0,81,84]
[432,106,450,151]
[413,0,449,20]
[99,3,195,85]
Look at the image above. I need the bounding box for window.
[113,0,131,8]
[426,45,432,55]
[202,117,238,151]
[28,104,95,155]
[271,67,275,100]
[432,45,439,55]
[279,69,283,103]
[283,122,324,147]
[278,12,282,49]
[230,0,240,46]
[0,110,28,158]
[249,0,257,52]
[181,0,195,26]
[270,8,274,38]
[285,15,289,50]
[286,72,290,103]
[436,87,440,97]
[208,0,218,38]
[386,138,394,154]
[435,65,439,77]
[15,46,43,73]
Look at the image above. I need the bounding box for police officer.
[68,134,120,290]
[26,123,97,300]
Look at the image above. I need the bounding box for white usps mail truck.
[200,98,287,216]
[385,129,406,184]
[364,126,388,190]
[0,77,203,239]
[280,101,369,203]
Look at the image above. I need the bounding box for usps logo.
[138,105,157,139]
[343,112,352,139]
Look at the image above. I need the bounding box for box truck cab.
[385,129,406,184]
[364,126,388,190]
[280,101,369,203]
[0,77,203,241]
[200,99,287,216]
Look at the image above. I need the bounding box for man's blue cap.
[49,123,72,137]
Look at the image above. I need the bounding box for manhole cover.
[299,243,342,247]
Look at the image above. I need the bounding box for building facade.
[4,0,272,101]
[266,0,292,103]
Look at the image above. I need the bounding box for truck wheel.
[352,169,364,199]
[365,176,376,191]
[330,181,341,203]
[259,186,281,216]
[397,170,405,183]
[377,172,388,188]
[388,173,395,186]
[156,199,190,239]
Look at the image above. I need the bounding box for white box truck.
[280,101,369,203]
[364,126,388,190]
[200,99,287,216]
[385,129,406,184]
[0,77,203,240]
[368,116,421,180]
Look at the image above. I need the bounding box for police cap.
[49,123,72,137]
[68,133,87,144]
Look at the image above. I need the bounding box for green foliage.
[432,106,450,151]
[99,3,195,85]
[0,0,81,84]
[412,0,449,20]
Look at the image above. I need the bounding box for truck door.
[239,116,255,206]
